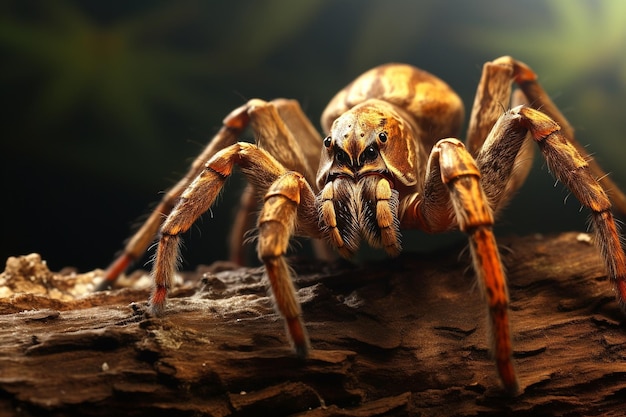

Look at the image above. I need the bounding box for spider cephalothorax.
[99,57,626,394]
[316,99,420,258]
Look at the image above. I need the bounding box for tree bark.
[0,232,625,416]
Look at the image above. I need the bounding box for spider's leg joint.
[513,106,561,142]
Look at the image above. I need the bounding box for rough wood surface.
[1,232,625,416]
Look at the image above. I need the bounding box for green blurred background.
[1,0,625,272]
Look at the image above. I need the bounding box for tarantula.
[100,56,626,394]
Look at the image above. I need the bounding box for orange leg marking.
[471,227,518,394]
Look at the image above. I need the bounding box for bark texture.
[0,232,625,416]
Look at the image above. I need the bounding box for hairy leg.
[516,106,626,308]
[103,98,323,285]
[98,109,245,289]
[150,143,286,313]
[256,171,318,356]
[228,99,323,264]
[466,58,534,212]
[401,138,518,394]
[508,57,626,215]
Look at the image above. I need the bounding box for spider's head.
[316,99,420,190]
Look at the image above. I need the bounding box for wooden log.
[0,232,625,416]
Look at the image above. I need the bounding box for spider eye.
[378,132,388,143]
[335,149,350,164]
[359,146,378,165]
[323,136,332,148]
[364,146,378,160]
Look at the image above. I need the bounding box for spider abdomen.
[320,63,464,150]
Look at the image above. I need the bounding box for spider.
[100,56,626,394]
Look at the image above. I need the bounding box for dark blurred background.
[1,0,625,273]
